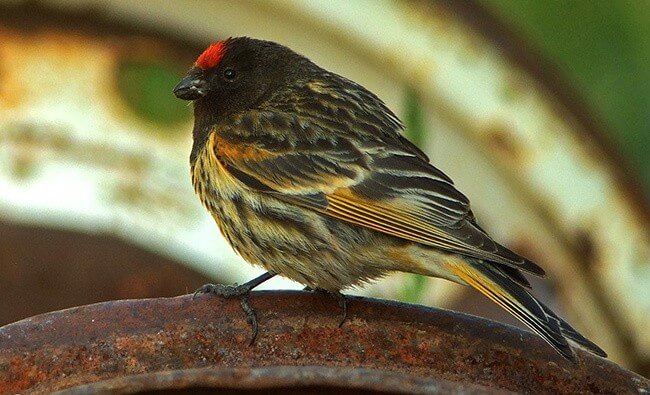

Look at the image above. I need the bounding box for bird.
[173,36,606,361]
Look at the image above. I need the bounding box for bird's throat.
[190,103,217,165]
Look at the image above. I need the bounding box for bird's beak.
[173,72,208,101]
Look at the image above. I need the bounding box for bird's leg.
[334,291,348,327]
[193,271,276,344]
[303,287,348,327]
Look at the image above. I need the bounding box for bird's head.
[173,37,310,117]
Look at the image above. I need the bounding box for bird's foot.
[193,283,259,344]
[193,283,250,298]
[303,287,348,327]
[333,291,348,327]
[193,272,275,345]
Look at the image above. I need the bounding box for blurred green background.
[486,0,650,197]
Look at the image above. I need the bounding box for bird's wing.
[210,109,544,276]
[209,112,544,276]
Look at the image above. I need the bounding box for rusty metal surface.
[1,292,647,394]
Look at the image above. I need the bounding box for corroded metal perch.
[0,292,647,394]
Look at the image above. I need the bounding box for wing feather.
[210,101,544,276]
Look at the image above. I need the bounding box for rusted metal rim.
[1,292,647,394]
[53,366,491,394]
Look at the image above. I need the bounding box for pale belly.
[191,143,405,291]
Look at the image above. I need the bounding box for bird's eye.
[223,68,236,81]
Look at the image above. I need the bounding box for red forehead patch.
[196,40,229,70]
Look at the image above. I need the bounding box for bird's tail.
[540,300,607,357]
[448,259,607,361]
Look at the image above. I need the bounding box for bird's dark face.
[174,37,308,119]
[174,37,314,163]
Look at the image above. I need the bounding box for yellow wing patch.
[325,189,465,251]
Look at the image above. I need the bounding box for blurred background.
[0,0,648,376]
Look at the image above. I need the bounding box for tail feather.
[450,259,578,361]
[500,265,532,289]
[541,303,608,357]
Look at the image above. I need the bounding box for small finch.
[174,37,605,361]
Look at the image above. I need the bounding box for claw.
[304,287,349,327]
[191,272,275,344]
[240,296,258,344]
[336,293,348,328]
[192,283,218,299]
